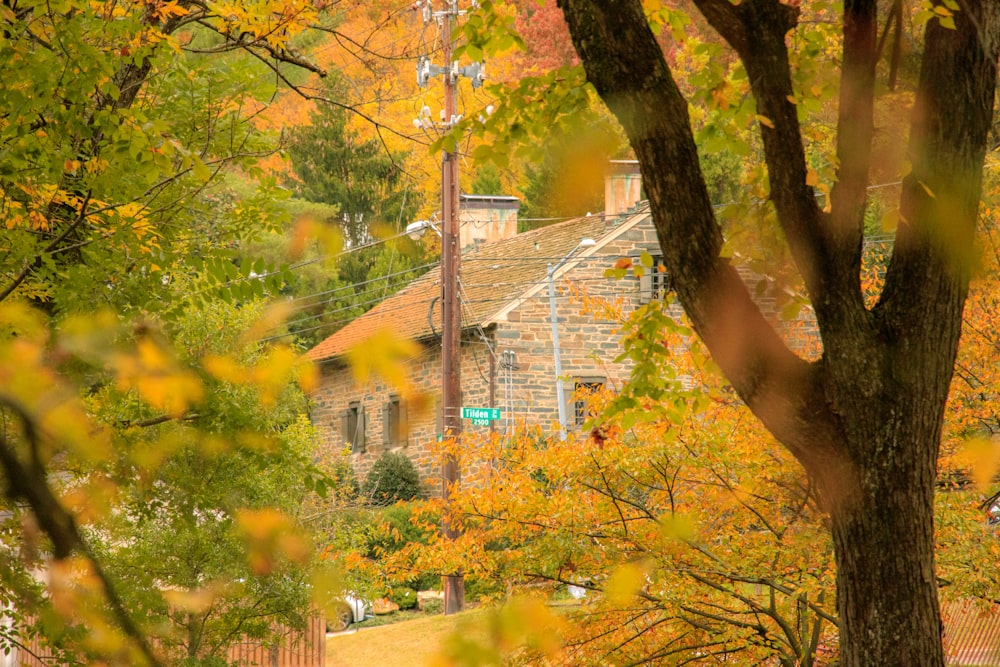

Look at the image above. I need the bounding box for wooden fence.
[12,615,326,667]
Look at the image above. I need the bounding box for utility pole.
[439,0,464,615]
[414,0,485,615]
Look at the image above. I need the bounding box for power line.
[285,261,438,308]
[261,186,903,342]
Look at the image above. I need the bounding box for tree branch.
[825,0,877,316]
[880,3,1000,331]
[693,0,827,304]
[0,401,163,667]
[556,0,843,475]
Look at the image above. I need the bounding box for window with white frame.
[638,254,673,303]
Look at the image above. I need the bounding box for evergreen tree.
[280,80,430,348]
[285,79,416,247]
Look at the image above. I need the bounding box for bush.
[365,505,437,555]
[411,571,441,592]
[363,452,422,505]
[421,598,443,615]
[389,586,417,610]
[465,576,504,602]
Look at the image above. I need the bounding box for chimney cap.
[460,194,520,210]
[607,159,640,175]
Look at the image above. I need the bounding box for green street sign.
[461,407,501,422]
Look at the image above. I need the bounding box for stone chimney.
[605,160,643,218]
[460,194,520,251]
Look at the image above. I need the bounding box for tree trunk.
[828,410,945,665]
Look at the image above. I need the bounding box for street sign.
[461,407,501,423]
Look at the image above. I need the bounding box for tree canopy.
[0,2,350,663]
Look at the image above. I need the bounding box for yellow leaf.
[295,357,319,394]
[136,337,171,371]
[605,560,649,606]
[203,353,245,384]
[756,114,775,129]
[135,372,203,417]
[253,345,299,407]
[115,338,204,416]
[958,438,1000,491]
[805,168,819,187]
[659,513,695,540]
[236,509,310,575]
[155,0,190,19]
[289,215,343,261]
[345,328,419,397]
[310,565,346,620]
[162,582,230,613]
[880,208,901,233]
[241,301,294,345]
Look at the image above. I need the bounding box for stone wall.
[311,335,494,494]
[491,217,662,431]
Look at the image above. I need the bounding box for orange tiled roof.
[307,213,621,362]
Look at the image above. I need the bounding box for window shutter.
[399,400,408,447]
[340,410,351,448]
[382,402,391,446]
[357,406,366,452]
[639,271,653,303]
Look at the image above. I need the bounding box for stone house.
[306,162,813,490]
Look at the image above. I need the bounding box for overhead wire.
[262,229,897,344]
[262,262,630,342]
[258,182,902,343]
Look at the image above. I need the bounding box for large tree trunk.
[830,406,947,665]
[555,0,999,664]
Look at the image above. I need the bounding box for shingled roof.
[307,211,636,362]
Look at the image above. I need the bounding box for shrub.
[421,598,444,615]
[363,452,422,505]
[465,575,504,602]
[389,586,417,610]
[411,571,441,592]
[365,505,434,557]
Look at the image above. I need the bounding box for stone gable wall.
[311,337,494,494]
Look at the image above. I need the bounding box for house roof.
[944,599,1000,666]
[307,208,648,362]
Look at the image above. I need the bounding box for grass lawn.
[326,608,485,667]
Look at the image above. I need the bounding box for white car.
[328,595,369,632]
